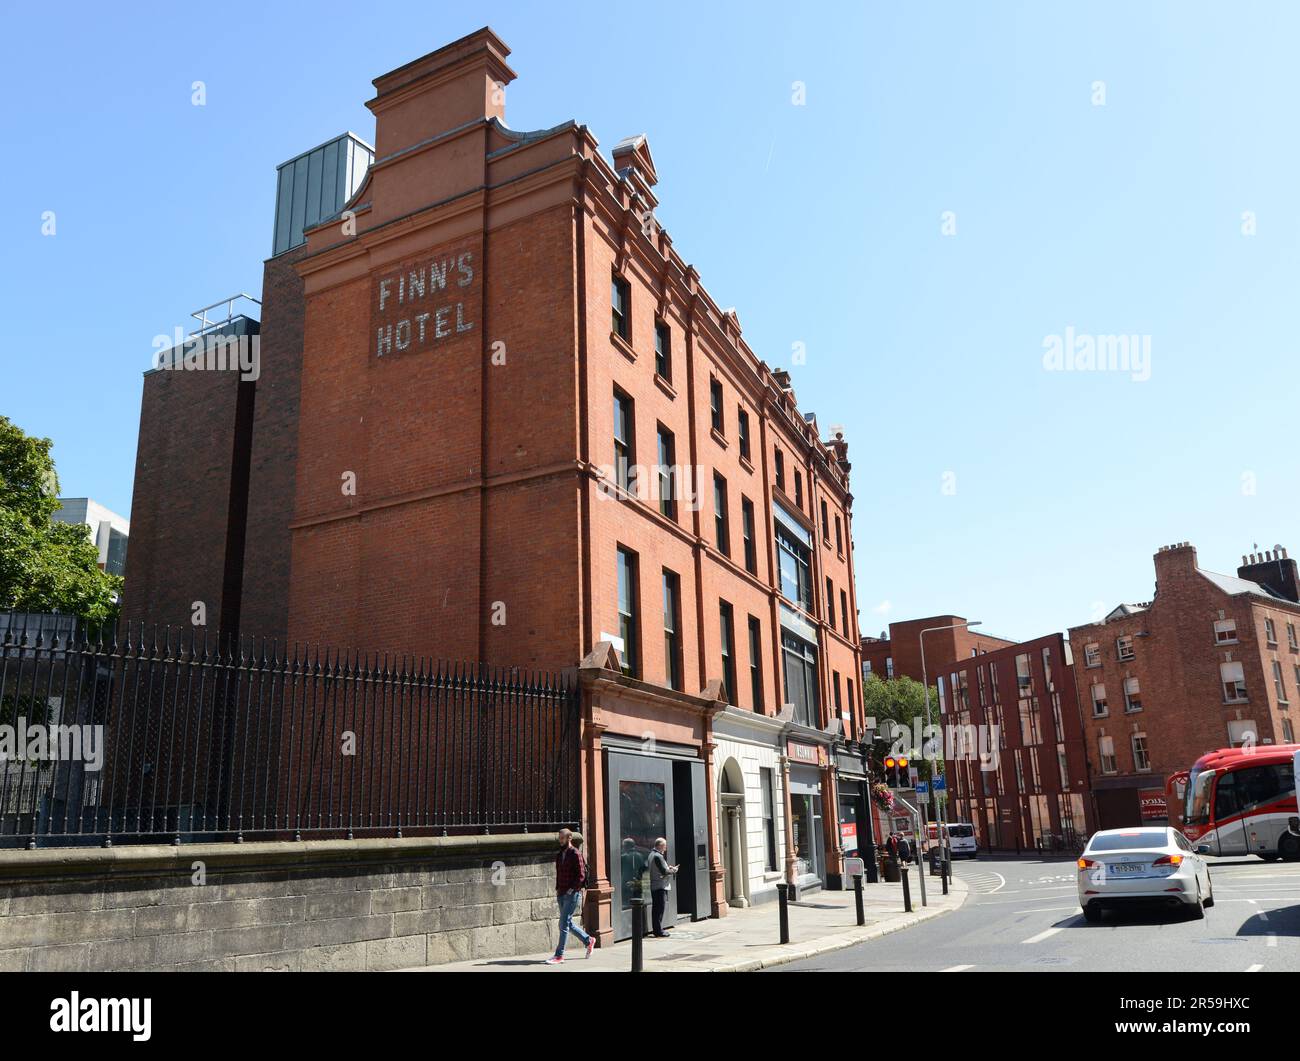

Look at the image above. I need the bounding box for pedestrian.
[647,837,679,937]
[898,833,913,864]
[545,827,594,964]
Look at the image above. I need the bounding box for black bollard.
[941,857,949,895]
[854,873,865,926]
[777,882,791,944]
[901,864,912,913]
[630,890,644,972]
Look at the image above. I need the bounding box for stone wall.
[0,834,561,972]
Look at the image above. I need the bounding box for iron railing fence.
[0,613,580,848]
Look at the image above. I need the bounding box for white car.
[1077,826,1213,923]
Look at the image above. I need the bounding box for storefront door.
[606,751,674,941]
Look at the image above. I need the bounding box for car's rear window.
[1088,831,1167,852]
[948,825,974,838]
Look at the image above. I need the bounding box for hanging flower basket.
[871,782,894,812]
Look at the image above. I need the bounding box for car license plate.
[1109,863,1145,874]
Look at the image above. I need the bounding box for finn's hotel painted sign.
[373,250,476,358]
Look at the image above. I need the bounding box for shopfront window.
[782,630,820,727]
[617,780,665,910]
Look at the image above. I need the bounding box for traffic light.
[883,755,910,787]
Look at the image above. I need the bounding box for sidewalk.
[403,872,967,973]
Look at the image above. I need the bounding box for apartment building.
[1068,542,1300,829]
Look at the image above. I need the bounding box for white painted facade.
[712,707,787,908]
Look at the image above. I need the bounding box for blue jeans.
[555,889,590,957]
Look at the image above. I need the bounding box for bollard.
[630,891,644,973]
[941,858,949,895]
[777,882,791,944]
[854,873,865,926]
[900,864,913,913]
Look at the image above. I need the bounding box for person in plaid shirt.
[545,828,594,964]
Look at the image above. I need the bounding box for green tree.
[862,674,944,783]
[0,416,121,623]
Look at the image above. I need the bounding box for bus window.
[1237,764,1289,813]
[1214,771,1240,819]
[1186,769,1214,825]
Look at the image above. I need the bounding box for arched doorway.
[719,758,749,908]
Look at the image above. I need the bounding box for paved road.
[771,855,1300,972]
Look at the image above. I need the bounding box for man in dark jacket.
[647,837,679,937]
[545,828,594,964]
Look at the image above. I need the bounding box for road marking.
[1267,933,1277,948]
[985,893,1081,905]
[987,871,1006,894]
[1246,964,1263,972]
[1022,926,1065,944]
[941,964,974,972]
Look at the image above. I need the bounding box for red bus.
[1170,743,1300,860]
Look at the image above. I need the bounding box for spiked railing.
[0,612,580,848]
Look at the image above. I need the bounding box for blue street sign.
[932,777,946,791]
[915,780,929,794]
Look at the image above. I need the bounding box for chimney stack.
[1237,545,1300,603]
[366,27,516,158]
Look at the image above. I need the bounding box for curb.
[703,877,970,972]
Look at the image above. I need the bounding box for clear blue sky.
[4,1,1297,642]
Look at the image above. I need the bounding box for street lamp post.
[920,620,982,879]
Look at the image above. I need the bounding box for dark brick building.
[937,632,1094,851]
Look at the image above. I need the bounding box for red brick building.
[861,615,1016,686]
[1068,542,1300,830]
[937,633,1094,851]
[123,28,867,944]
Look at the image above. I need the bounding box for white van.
[943,821,978,858]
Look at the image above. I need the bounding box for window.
[1289,623,1298,650]
[826,577,836,629]
[720,600,737,704]
[738,409,751,461]
[748,616,764,711]
[833,671,842,718]
[1214,619,1238,645]
[1090,683,1108,718]
[710,377,724,435]
[1284,717,1296,743]
[1131,733,1151,772]
[654,320,671,380]
[840,590,850,638]
[1265,618,1278,646]
[781,630,819,726]
[847,677,855,724]
[760,768,778,871]
[611,274,630,340]
[1115,635,1135,662]
[617,547,639,677]
[656,425,676,519]
[820,500,830,540]
[714,474,730,556]
[1084,643,1101,668]
[1123,676,1142,713]
[834,514,843,554]
[794,470,803,509]
[1221,661,1248,703]
[1294,663,1300,693]
[1015,653,1032,691]
[1227,718,1257,747]
[741,497,757,574]
[1274,660,1288,703]
[886,656,894,679]
[662,570,682,691]
[1098,736,1117,775]
[613,389,635,493]
[774,448,785,490]
[775,524,814,612]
